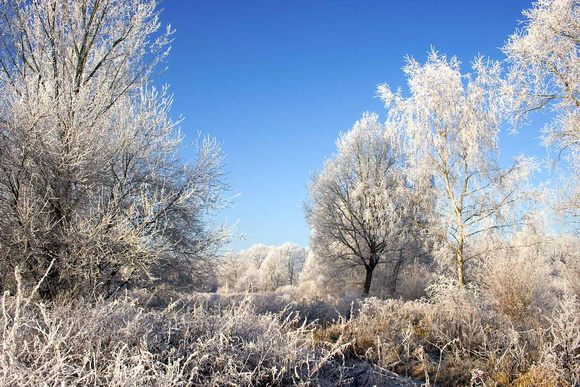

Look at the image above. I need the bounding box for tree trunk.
[457,251,465,287]
[363,265,374,296]
[390,249,404,294]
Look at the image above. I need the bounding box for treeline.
[220,0,580,302]
[218,243,308,292]
[297,0,580,299]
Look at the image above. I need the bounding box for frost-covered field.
[2,280,579,386]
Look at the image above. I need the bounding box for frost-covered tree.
[503,0,580,227]
[378,50,535,286]
[259,250,286,291]
[0,0,231,297]
[225,244,270,292]
[245,243,271,268]
[217,251,249,292]
[305,113,409,296]
[217,243,307,293]
[278,242,307,286]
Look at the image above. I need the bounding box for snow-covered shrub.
[537,295,580,386]
[393,260,432,301]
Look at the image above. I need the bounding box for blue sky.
[157,0,549,251]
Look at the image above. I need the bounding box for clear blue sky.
[157,0,549,251]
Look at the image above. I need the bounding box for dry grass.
[313,280,580,386]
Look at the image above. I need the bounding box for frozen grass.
[1,268,578,386]
[0,291,349,386]
[0,275,420,386]
[313,281,579,386]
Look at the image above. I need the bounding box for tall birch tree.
[378,50,534,286]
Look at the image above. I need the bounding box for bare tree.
[305,113,409,296]
[378,50,535,286]
[0,0,231,297]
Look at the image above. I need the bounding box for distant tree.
[297,251,326,297]
[503,0,580,229]
[217,243,307,292]
[220,244,271,292]
[378,50,535,286]
[259,250,286,291]
[278,243,307,286]
[245,244,271,269]
[0,0,231,297]
[218,251,249,292]
[305,113,409,296]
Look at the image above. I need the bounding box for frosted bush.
[538,295,580,386]
[483,254,552,323]
[394,261,432,301]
